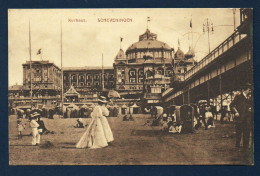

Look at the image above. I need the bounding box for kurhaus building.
[114,29,174,95]
[113,29,196,104]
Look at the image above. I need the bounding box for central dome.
[127,40,172,51]
[126,29,172,52]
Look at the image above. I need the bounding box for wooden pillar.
[188,88,190,104]
[219,75,223,112]
[69,72,71,87]
[207,81,210,105]
[76,73,79,87]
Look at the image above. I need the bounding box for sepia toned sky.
[8,8,240,86]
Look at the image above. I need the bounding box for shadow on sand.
[10,144,37,147]
[131,129,164,137]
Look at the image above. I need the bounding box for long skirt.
[100,116,114,143]
[76,117,108,149]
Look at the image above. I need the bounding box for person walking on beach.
[76,96,111,149]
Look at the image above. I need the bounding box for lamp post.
[233,8,236,31]
[203,18,214,54]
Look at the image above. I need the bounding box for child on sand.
[30,112,41,146]
[17,119,26,139]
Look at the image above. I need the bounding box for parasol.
[108,89,121,98]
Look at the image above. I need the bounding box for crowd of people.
[14,96,114,149]
[12,83,253,151]
[148,102,214,134]
[148,83,253,151]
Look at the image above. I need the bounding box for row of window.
[119,68,173,76]
[64,74,114,81]
[126,51,173,60]
[69,81,114,87]
[118,69,173,83]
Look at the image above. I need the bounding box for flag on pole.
[190,18,192,28]
[37,49,41,55]
[120,37,123,42]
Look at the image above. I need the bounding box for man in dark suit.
[230,83,253,150]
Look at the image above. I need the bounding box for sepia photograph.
[8,8,253,165]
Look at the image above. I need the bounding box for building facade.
[63,66,115,97]
[114,29,175,99]
[174,46,196,82]
[9,29,196,108]
[22,60,62,97]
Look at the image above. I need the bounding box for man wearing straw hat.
[30,112,41,146]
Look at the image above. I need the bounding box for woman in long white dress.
[100,103,114,143]
[76,99,108,149]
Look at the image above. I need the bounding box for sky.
[8,8,240,86]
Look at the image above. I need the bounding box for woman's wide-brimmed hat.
[98,96,108,104]
[30,112,40,118]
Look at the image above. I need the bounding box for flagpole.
[147,17,150,30]
[41,50,43,61]
[191,16,193,51]
[61,20,64,117]
[147,18,148,29]
[29,20,33,110]
[102,53,104,91]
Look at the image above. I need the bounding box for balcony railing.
[8,96,60,100]
[144,93,161,99]
[184,30,247,81]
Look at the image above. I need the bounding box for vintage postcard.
[8,8,253,165]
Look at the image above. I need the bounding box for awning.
[64,86,79,96]
[108,90,121,98]
[80,104,88,109]
[131,103,139,108]
[121,104,128,108]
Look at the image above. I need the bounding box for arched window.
[129,69,136,83]
[165,68,173,77]
[94,74,99,80]
[157,67,164,75]
[79,82,84,87]
[79,75,84,81]
[103,74,107,81]
[72,75,76,81]
[145,69,153,78]
[138,69,144,83]
[87,74,92,80]
[109,74,114,80]
[94,81,99,87]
